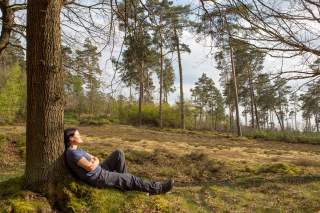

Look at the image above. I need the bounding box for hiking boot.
[148,179,174,195]
[160,179,174,194]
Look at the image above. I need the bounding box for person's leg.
[100,149,127,173]
[94,169,170,194]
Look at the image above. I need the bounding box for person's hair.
[64,128,79,178]
[64,128,78,150]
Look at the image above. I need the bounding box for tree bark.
[273,107,284,130]
[315,113,319,132]
[159,32,164,128]
[248,68,255,128]
[253,97,260,129]
[25,0,65,193]
[0,0,14,56]
[229,46,242,136]
[138,60,144,126]
[224,15,241,136]
[174,25,185,129]
[211,108,214,131]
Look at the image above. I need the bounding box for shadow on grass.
[0,177,23,199]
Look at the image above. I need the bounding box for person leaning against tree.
[64,128,174,195]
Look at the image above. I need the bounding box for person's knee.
[114,149,125,158]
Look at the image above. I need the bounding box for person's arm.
[86,152,99,162]
[87,152,94,159]
[76,157,99,172]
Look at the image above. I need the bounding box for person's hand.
[91,156,99,165]
[93,156,100,164]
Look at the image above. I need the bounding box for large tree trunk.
[25,0,65,193]
[174,25,185,129]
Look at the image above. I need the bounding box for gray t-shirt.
[65,148,102,183]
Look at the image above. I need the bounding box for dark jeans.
[93,149,162,194]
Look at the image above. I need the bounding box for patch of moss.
[256,163,300,175]
[0,177,52,213]
[88,188,126,213]
[4,199,35,213]
[6,197,52,213]
[57,180,92,212]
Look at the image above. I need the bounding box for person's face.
[69,130,84,145]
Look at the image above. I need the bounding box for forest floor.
[1,124,320,212]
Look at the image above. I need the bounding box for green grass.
[64,112,79,125]
[243,129,320,145]
[1,125,320,212]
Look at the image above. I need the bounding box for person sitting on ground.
[64,128,173,195]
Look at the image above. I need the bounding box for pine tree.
[75,38,102,119]
[191,73,224,129]
[163,2,191,129]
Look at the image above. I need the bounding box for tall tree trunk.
[214,112,218,130]
[229,46,242,136]
[273,107,284,130]
[0,0,14,56]
[248,65,259,130]
[174,25,185,129]
[164,92,168,103]
[229,105,233,131]
[211,108,214,131]
[254,98,260,129]
[244,108,247,127]
[138,60,144,126]
[159,31,164,128]
[129,84,132,102]
[315,114,319,132]
[224,16,241,136]
[307,116,311,132]
[199,110,202,129]
[248,69,255,128]
[89,68,93,118]
[294,108,297,131]
[25,0,65,193]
